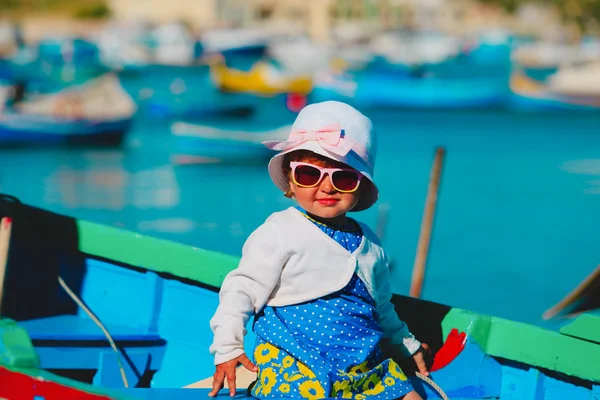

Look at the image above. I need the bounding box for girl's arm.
[375,253,421,357]
[209,221,288,365]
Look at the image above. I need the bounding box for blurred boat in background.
[170,121,289,165]
[123,67,257,120]
[0,73,135,145]
[509,70,600,111]
[199,28,268,58]
[547,62,600,98]
[210,58,312,96]
[93,21,156,73]
[267,36,332,75]
[369,32,462,70]
[314,69,509,110]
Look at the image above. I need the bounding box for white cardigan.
[209,207,421,365]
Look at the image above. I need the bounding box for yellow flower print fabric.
[252,342,411,399]
[253,341,326,399]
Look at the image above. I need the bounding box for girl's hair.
[282,151,316,198]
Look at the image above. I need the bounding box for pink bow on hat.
[263,124,355,157]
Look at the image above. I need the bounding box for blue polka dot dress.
[250,208,414,399]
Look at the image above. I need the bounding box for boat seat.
[185,366,257,390]
[20,314,166,388]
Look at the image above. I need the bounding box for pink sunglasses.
[290,161,363,193]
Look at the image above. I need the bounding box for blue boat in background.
[36,37,101,67]
[313,71,509,110]
[0,74,135,146]
[116,62,257,120]
[7,36,107,79]
[170,121,289,164]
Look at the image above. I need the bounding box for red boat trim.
[430,328,467,372]
[0,366,114,400]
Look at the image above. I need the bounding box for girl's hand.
[208,353,258,397]
[412,343,431,376]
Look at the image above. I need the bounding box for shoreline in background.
[1,0,597,45]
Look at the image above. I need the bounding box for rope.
[416,372,449,400]
[58,276,129,388]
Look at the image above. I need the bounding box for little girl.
[209,101,429,399]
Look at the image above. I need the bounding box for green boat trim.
[74,217,600,383]
[559,314,600,344]
[77,220,239,288]
[442,309,600,383]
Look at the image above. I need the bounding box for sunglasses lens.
[332,170,360,191]
[294,165,321,187]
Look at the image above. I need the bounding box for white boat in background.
[547,62,600,98]
[511,41,599,70]
[151,22,197,66]
[267,36,332,75]
[94,21,153,71]
[509,71,600,111]
[94,21,198,69]
[370,33,462,66]
[199,28,268,56]
[0,74,136,145]
[15,74,136,120]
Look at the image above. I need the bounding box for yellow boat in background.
[209,58,312,96]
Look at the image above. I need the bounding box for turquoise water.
[0,91,598,330]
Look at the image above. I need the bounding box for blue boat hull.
[508,93,600,111]
[0,114,131,146]
[173,134,272,164]
[314,73,509,109]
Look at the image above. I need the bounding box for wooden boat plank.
[184,366,257,389]
[20,314,161,341]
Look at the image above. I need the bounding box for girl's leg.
[399,390,423,400]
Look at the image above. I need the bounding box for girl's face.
[288,154,362,223]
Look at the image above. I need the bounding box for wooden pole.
[543,265,600,319]
[409,147,445,298]
[0,217,13,314]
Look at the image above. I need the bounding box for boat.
[0,74,135,146]
[508,71,600,111]
[170,121,290,164]
[313,70,509,110]
[199,28,268,58]
[545,62,600,99]
[0,194,599,398]
[210,58,312,97]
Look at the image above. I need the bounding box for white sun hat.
[263,101,378,212]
